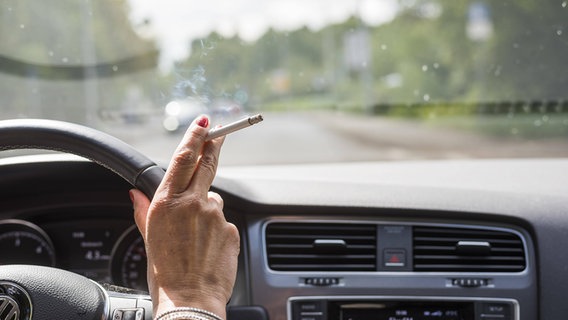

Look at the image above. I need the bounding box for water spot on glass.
[563,1,567,8]
[494,65,502,77]
[433,63,440,69]
[48,51,54,57]
[557,29,563,36]
[423,94,431,102]
[19,24,25,29]
[510,128,519,135]
[61,57,69,63]
[112,65,118,72]
[422,65,428,72]
[542,115,549,122]
[381,44,388,50]
[413,89,420,96]
[534,119,542,127]
[513,43,519,49]
[298,72,304,77]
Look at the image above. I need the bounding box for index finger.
[159,115,209,195]
[188,133,225,194]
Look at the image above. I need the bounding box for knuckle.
[152,192,186,211]
[174,147,199,167]
[208,191,224,207]
[225,222,240,242]
[199,152,218,177]
[204,203,225,220]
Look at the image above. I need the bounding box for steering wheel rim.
[0,118,165,199]
[0,118,166,320]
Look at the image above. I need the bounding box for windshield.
[2,0,567,165]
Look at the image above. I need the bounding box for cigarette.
[206,114,264,141]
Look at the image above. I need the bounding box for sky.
[126,0,399,71]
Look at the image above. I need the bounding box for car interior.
[1,1,568,320]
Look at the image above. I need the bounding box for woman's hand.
[129,115,240,319]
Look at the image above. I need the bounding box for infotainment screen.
[291,298,512,320]
[338,302,474,320]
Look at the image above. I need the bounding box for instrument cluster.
[0,219,148,291]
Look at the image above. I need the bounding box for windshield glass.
[2,0,567,165]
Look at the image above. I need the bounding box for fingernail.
[197,116,209,128]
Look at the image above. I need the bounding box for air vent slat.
[268,244,376,250]
[267,224,375,231]
[269,264,376,271]
[413,226,526,272]
[413,264,526,272]
[267,234,376,241]
[269,254,376,259]
[413,236,521,245]
[266,222,377,271]
[414,227,513,237]
[414,255,525,262]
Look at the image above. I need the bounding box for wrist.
[154,295,227,320]
[155,307,223,320]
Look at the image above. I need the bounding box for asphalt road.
[102,111,568,167]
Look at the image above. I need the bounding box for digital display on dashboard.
[44,219,131,282]
[339,302,474,320]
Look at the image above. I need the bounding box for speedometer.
[0,220,56,267]
[110,225,148,291]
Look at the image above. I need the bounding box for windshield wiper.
[0,50,158,80]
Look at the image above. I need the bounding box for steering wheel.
[0,119,165,320]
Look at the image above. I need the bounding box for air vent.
[266,222,377,271]
[413,226,526,272]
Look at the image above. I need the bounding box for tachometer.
[110,225,148,291]
[0,220,56,267]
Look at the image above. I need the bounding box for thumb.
[130,189,151,240]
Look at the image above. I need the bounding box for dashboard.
[0,156,149,290]
[1,155,568,319]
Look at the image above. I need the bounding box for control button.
[299,303,319,312]
[483,303,510,314]
[480,303,511,320]
[113,308,144,320]
[384,249,406,267]
[293,300,326,320]
[136,299,153,320]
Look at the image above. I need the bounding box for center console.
[243,217,536,320]
[289,297,517,320]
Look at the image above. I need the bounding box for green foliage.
[2,0,567,129]
[175,0,568,119]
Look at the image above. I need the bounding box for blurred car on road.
[162,98,207,133]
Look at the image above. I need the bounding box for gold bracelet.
[155,307,223,320]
